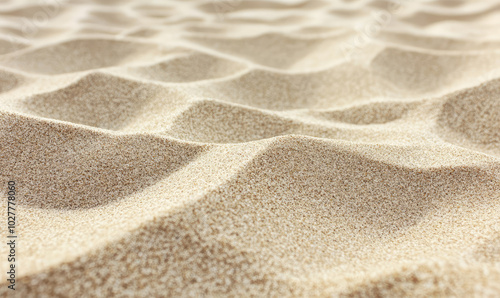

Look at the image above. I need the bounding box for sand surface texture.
[0,0,500,296]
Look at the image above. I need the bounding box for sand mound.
[10,136,500,296]
[124,52,247,83]
[439,79,500,144]
[187,33,347,70]
[185,66,397,110]
[0,0,499,297]
[0,38,165,74]
[0,111,205,209]
[0,69,19,93]
[19,72,161,129]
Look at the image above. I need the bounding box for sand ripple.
[0,0,499,296]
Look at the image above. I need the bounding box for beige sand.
[0,0,499,296]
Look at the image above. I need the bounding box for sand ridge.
[0,0,499,296]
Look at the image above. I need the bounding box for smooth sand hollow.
[0,0,499,296]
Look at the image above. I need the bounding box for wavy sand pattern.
[0,0,499,296]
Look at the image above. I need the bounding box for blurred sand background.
[0,0,499,296]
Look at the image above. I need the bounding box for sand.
[0,0,499,296]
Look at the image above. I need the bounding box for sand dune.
[0,0,499,297]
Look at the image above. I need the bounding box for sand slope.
[0,0,499,297]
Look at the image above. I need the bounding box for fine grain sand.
[0,0,500,297]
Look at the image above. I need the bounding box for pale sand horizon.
[0,0,499,296]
